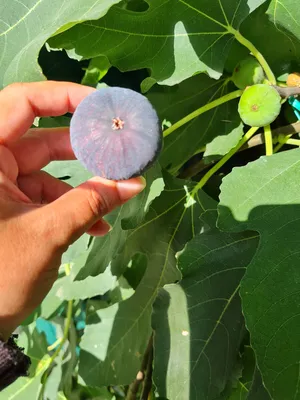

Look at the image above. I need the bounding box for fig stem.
[264,125,273,156]
[163,89,243,138]
[183,122,300,178]
[229,28,276,85]
[274,134,293,153]
[284,138,300,147]
[192,126,259,193]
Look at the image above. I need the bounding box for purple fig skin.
[70,87,162,180]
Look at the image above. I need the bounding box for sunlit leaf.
[49,0,266,87]
[0,0,122,88]
[152,209,258,399]
[78,173,213,385]
[219,148,300,399]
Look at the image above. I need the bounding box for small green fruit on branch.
[238,84,281,127]
[232,55,265,89]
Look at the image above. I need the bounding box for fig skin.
[238,84,281,127]
[233,55,265,89]
[70,87,162,180]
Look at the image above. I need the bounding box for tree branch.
[140,342,154,400]
[273,85,300,98]
[271,121,300,136]
[126,335,153,400]
[179,121,300,179]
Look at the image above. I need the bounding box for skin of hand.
[0,81,146,341]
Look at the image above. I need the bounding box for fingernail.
[99,220,112,234]
[89,219,112,237]
[116,176,146,201]
[103,220,113,233]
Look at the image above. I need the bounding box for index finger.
[0,81,95,145]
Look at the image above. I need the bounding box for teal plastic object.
[36,318,57,345]
[288,96,300,120]
[74,303,86,331]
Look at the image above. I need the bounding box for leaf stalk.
[229,28,276,85]
[264,125,273,155]
[284,138,300,147]
[192,126,259,193]
[163,90,243,138]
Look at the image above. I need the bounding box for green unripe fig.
[238,84,281,127]
[232,55,265,89]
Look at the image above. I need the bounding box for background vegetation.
[1,0,300,399]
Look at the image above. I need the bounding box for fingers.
[87,219,112,237]
[0,145,18,181]
[9,127,75,175]
[34,176,146,247]
[0,81,95,144]
[0,171,31,208]
[18,171,113,236]
[17,171,73,204]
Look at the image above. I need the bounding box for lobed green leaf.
[78,172,213,385]
[219,148,300,399]
[152,209,258,399]
[49,0,266,87]
[0,0,123,88]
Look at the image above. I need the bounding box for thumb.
[39,176,146,247]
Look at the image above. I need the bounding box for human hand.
[0,81,145,340]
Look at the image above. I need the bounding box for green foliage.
[48,0,266,87]
[2,0,300,398]
[219,149,300,399]
[152,215,259,399]
[0,0,122,88]
[147,76,241,172]
[79,173,210,386]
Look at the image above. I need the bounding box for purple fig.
[70,87,162,180]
